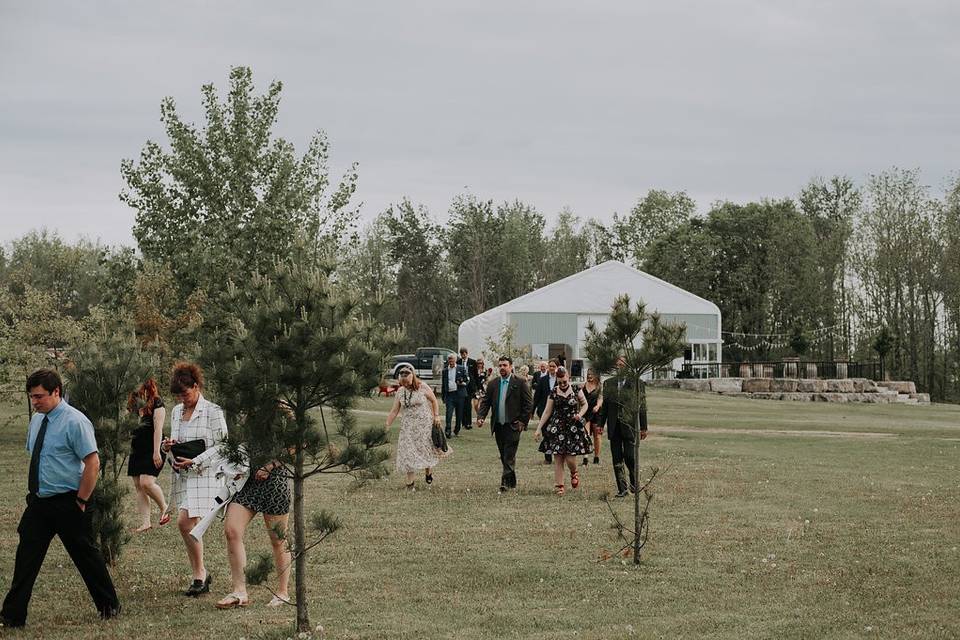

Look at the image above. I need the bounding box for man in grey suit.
[476,356,533,493]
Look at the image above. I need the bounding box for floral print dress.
[538,386,593,456]
[394,386,445,473]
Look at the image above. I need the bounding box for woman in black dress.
[582,368,604,466]
[533,366,592,495]
[127,378,170,532]
[470,358,488,418]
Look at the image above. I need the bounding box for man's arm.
[519,379,534,424]
[77,451,100,510]
[597,381,610,429]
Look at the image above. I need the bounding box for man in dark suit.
[476,356,533,493]
[532,359,559,463]
[598,359,648,498]
[457,347,476,428]
[530,361,547,390]
[440,353,470,437]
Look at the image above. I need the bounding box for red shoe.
[571,471,580,489]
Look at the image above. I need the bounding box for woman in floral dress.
[534,366,591,495]
[385,365,446,490]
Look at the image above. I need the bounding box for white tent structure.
[457,260,721,376]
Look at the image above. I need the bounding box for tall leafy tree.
[4,230,109,319]
[610,189,695,267]
[799,176,860,359]
[544,207,593,282]
[446,194,501,317]
[121,66,358,297]
[382,200,453,348]
[851,169,944,393]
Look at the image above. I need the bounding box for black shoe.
[445,431,452,438]
[184,573,212,596]
[582,457,589,466]
[615,489,629,498]
[593,456,600,465]
[497,485,508,494]
[99,603,122,620]
[0,615,25,629]
[425,473,433,485]
[464,425,473,430]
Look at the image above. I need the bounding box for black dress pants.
[609,410,646,493]
[493,423,522,489]
[609,432,637,493]
[445,395,465,435]
[1,493,119,625]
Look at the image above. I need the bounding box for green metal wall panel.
[509,312,579,347]
[659,313,718,340]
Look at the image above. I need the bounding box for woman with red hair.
[127,378,170,532]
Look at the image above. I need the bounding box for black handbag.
[431,424,448,452]
[170,439,206,460]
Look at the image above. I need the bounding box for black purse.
[431,424,448,452]
[170,439,206,460]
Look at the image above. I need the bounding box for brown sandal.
[554,484,565,496]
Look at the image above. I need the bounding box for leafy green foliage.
[122,66,359,298]
[63,311,159,563]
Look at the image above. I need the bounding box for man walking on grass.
[476,356,533,493]
[0,369,120,629]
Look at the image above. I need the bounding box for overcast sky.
[1,1,959,247]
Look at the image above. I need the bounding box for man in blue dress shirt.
[0,369,120,628]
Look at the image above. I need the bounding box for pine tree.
[204,241,398,633]
[583,294,685,564]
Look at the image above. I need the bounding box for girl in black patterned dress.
[216,462,291,609]
[534,366,592,495]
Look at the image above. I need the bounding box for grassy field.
[0,389,958,639]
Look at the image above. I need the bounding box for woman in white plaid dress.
[162,363,228,597]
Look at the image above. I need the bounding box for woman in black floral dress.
[534,366,591,495]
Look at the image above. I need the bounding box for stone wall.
[649,378,930,405]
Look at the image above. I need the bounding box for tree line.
[1,67,958,404]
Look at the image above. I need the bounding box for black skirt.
[128,426,162,477]
[232,470,291,516]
